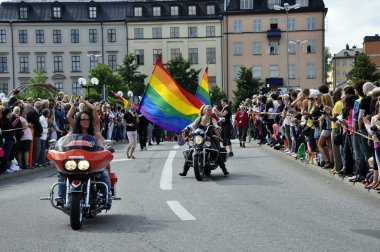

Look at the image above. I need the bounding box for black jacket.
[27,108,42,137]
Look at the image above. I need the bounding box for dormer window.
[296,0,309,7]
[207,5,215,15]
[89,6,97,19]
[240,0,253,10]
[134,7,142,17]
[19,7,28,19]
[171,6,179,16]
[188,6,196,16]
[53,7,61,19]
[153,6,161,16]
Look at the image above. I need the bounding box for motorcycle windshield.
[55,134,105,152]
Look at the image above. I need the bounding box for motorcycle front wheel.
[193,154,205,181]
[70,193,84,230]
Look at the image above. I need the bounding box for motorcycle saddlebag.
[110,172,118,188]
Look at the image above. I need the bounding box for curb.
[0,165,54,182]
[250,141,380,200]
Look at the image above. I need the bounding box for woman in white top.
[19,107,33,169]
[38,108,50,166]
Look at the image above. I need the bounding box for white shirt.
[39,115,49,140]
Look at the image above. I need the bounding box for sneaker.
[4,169,14,174]
[347,175,357,180]
[228,152,234,157]
[284,148,289,152]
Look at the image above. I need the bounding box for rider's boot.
[219,160,229,176]
[179,164,190,176]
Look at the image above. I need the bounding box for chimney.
[346,44,349,50]
[376,34,379,37]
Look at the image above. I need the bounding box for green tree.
[20,69,51,99]
[325,47,332,85]
[350,52,380,82]
[232,66,261,111]
[88,64,123,101]
[210,85,227,106]
[166,54,201,94]
[117,54,148,97]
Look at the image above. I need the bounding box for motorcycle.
[41,134,120,230]
[182,125,227,181]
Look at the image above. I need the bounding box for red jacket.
[234,110,249,127]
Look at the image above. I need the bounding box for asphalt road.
[1,140,380,252]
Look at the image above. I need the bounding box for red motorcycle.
[41,134,120,230]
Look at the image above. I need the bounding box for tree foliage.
[20,69,51,99]
[165,54,201,94]
[232,66,261,111]
[350,52,380,82]
[210,85,227,106]
[117,54,148,97]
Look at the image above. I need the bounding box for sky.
[324,0,380,55]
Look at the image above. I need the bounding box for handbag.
[0,147,4,158]
[333,127,344,146]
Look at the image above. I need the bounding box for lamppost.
[274,2,300,92]
[78,77,99,97]
[289,40,308,87]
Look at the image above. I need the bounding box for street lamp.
[289,40,308,87]
[274,2,300,92]
[78,77,98,97]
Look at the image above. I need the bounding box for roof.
[333,48,363,59]
[364,35,380,43]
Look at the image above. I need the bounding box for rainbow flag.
[195,67,211,105]
[112,91,129,109]
[139,57,203,134]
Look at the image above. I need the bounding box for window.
[296,0,309,7]
[135,50,144,65]
[189,48,198,64]
[152,27,162,39]
[134,28,144,39]
[107,29,116,42]
[343,60,347,67]
[72,82,81,95]
[252,65,262,78]
[89,29,97,43]
[188,6,196,15]
[19,7,28,19]
[307,17,316,30]
[71,29,79,43]
[288,43,296,54]
[53,6,61,19]
[54,56,63,72]
[36,30,44,43]
[153,49,162,64]
[55,82,63,91]
[171,6,179,16]
[233,19,242,33]
[188,27,197,38]
[288,18,296,31]
[0,30,5,43]
[53,30,61,43]
[19,30,27,43]
[267,0,281,9]
[170,27,180,38]
[234,42,242,56]
[108,55,117,71]
[270,18,279,26]
[89,56,99,70]
[134,7,142,17]
[252,41,262,55]
[20,56,29,73]
[206,48,216,64]
[207,5,215,15]
[289,64,296,78]
[36,56,46,71]
[269,41,279,55]
[0,57,7,73]
[270,65,279,78]
[89,6,97,19]
[307,63,316,78]
[240,0,253,9]
[306,40,316,53]
[253,19,262,32]
[153,6,161,16]
[0,83,8,95]
[206,26,215,37]
[208,76,216,88]
[71,56,80,72]
[171,48,181,60]
[233,65,241,80]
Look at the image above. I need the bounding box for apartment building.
[363,34,380,70]
[223,0,327,98]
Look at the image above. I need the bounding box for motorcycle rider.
[179,105,229,176]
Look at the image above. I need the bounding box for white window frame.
[0,29,6,43]
[188,6,196,16]
[307,17,316,30]
[206,48,216,64]
[134,28,144,39]
[72,82,81,95]
[288,18,296,31]
[233,19,242,33]
[53,6,61,19]
[171,6,179,16]
[240,0,253,9]
[135,49,144,65]
[152,27,162,39]
[268,0,281,10]
[55,82,63,91]
[170,27,180,38]
[207,5,215,15]
[36,56,46,71]
[19,56,28,72]
[188,27,198,38]
[289,64,296,79]
[270,65,279,78]
[89,6,97,19]
[253,19,262,32]
[188,48,198,64]
[153,6,161,16]
[252,65,262,78]
[234,42,242,56]
[170,48,181,60]
[305,40,316,53]
[296,0,309,7]
[134,7,142,17]
[206,26,215,37]
[252,41,262,55]
[307,63,316,79]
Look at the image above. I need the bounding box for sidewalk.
[0,165,54,182]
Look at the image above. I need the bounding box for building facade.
[363,34,380,70]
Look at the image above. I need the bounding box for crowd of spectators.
[234,80,380,192]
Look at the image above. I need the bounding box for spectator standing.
[234,106,249,147]
[1,108,16,174]
[27,101,43,167]
[19,107,33,170]
[39,108,50,166]
[10,106,23,167]
[215,98,234,157]
[330,88,344,173]
[137,112,149,150]
[124,106,139,159]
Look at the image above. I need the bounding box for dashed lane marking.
[160,151,176,190]
[167,201,196,221]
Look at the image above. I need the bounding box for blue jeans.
[58,170,112,205]
[38,139,47,165]
[351,134,363,176]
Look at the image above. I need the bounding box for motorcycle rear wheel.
[193,155,204,181]
[70,193,84,230]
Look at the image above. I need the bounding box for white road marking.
[112,158,131,163]
[173,145,180,149]
[160,151,176,190]
[167,201,196,221]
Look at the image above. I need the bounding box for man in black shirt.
[26,101,43,167]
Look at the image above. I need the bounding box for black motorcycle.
[182,125,227,181]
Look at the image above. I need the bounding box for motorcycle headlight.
[77,160,90,171]
[189,141,194,147]
[194,135,204,145]
[205,141,211,147]
[65,160,77,170]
